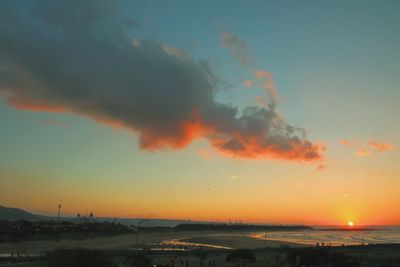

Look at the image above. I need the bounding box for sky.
[0,0,399,226]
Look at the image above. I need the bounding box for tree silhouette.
[330,252,360,267]
[286,248,329,267]
[194,249,208,267]
[126,252,152,267]
[47,249,114,267]
[226,249,256,267]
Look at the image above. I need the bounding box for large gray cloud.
[0,0,323,161]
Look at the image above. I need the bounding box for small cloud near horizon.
[197,148,212,160]
[352,140,393,157]
[43,119,65,126]
[340,139,351,145]
[369,140,394,152]
[316,164,327,171]
[354,149,371,157]
[254,70,279,104]
[243,80,253,88]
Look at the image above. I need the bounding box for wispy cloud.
[351,140,393,157]
[43,119,65,126]
[354,149,371,157]
[255,70,272,79]
[243,80,253,88]
[254,69,279,105]
[317,164,327,171]
[368,140,394,152]
[340,139,351,145]
[220,32,251,65]
[197,148,212,160]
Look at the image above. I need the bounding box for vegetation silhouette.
[226,249,256,267]
[194,249,208,267]
[2,245,399,266]
[0,220,133,242]
[125,252,152,267]
[286,247,361,267]
[47,249,114,267]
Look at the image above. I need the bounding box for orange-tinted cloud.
[317,164,327,170]
[262,80,278,103]
[340,139,351,145]
[254,70,279,103]
[197,148,212,160]
[368,140,394,152]
[255,96,268,107]
[162,45,187,60]
[220,32,251,64]
[91,115,125,129]
[5,94,324,162]
[0,2,324,163]
[255,70,272,78]
[43,119,65,126]
[243,80,253,88]
[7,96,67,113]
[138,109,214,151]
[354,149,371,157]
[210,133,325,162]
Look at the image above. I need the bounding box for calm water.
[250,226,400,246]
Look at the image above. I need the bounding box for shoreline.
[1,229,400,255]
[175,234,306,249]
[0,230,304,254]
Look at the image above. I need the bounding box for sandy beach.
[0,231,303,255]
[176,233,306,249]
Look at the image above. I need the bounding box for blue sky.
[0,0,399,225]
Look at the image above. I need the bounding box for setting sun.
[348,221,354,227]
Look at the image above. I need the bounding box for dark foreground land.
[1,221,399,266]
[1,244,400,267]
[0,220,310,243]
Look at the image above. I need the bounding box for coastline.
[1,227,400,255]
[0,230,304,255]
[175,234,307,249]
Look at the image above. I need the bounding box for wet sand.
[178,234,306,249]
[0,231,303,254]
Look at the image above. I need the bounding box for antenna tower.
[57,200,62,221]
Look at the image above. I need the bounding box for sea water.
[250,226,400,246]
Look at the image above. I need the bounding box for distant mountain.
[175,223,313,231]
[96,217,201,227]
[0,205,201,226]
[0,205,45,221]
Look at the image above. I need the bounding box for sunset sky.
[0,0,399,226]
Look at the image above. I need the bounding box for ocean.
[250,226,400,246]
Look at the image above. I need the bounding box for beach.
[1,229,400,266]
[2,227,400,255]
[0,230,303,255]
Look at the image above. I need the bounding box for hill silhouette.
[0,205,44,221]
